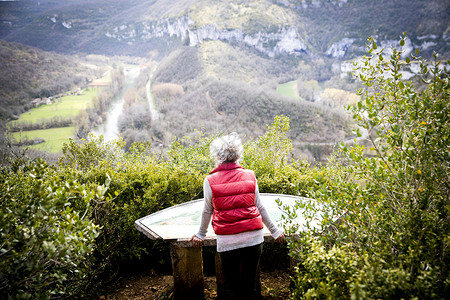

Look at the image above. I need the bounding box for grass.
[11,127,77,153]
[276,80,299,99]
[14,87,101,124]
[9,73,110,153]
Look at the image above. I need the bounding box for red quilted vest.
[207,162,263,235]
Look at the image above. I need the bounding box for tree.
[297,79,320,102]
[283,34,449,299]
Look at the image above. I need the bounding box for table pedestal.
[170,243,204,299]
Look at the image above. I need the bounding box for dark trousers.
[218,243,263,300]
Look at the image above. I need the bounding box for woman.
[190,133,286,300]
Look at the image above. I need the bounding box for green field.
[276,80,299,99]
[9,71,111,153]
[12,127,77,153]
[14,87,100,124]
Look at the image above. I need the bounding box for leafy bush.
[0,159,101,298]
[243,115,326,197]
[290,239,360,299]
[282,35,449,299]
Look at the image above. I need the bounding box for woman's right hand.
[189,235,203,248]
[275,233,286,243]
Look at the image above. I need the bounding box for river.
[92,66,161,142]
[91,66,141,141]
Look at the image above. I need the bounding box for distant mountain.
[1,0,448,58]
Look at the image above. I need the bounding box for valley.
[1,0,448,161]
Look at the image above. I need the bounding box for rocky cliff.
[1,0,448,59]
[104,16,308,57]
[98,13,445,59]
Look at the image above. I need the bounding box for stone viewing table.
[135,193,322,299]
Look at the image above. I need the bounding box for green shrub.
[0,159,101,298]
[243,115,314,196]
[290,239,360,299]
[282,35,449,299]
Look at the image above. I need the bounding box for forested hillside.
[0,40,106,121]
[142,43,353,154]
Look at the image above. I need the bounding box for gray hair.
[210,133,244,165]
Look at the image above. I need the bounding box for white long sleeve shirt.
[195,177,284,252]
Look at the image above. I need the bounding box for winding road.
[146,80,159,121]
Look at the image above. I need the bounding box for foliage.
[0,159,101,298]
[282,35,449,299]
[243,115,321,196]
[243,115,292,176]
[167,131,216,174]
[290,239,360,299]
[58,134,125,172]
